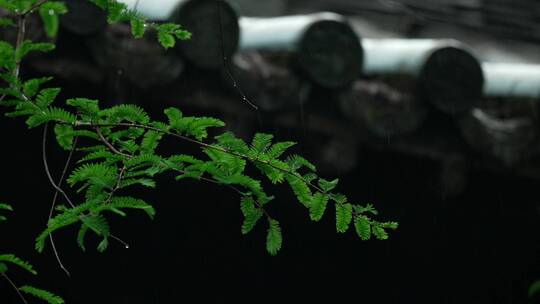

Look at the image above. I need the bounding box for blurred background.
[1,0,539,303]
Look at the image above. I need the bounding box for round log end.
[297,17,363,89]
[172,0,240,69]
[420,46,483,115]
[61,0,108,36]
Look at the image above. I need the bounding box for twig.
[104,165,126,204]
[110,234,130,249]
[42,123,76,208]
[14,15,26,78]
[95,127,131,158]
[74,121,328,195]
[1,273,27,304]
[47,136,78,277]
[21,0,51,17]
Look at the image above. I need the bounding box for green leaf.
[0,41,15,71]
[250,133,273,155]
[0,0,17,12]
[318,178,339,193]
[39,2,67,38]
[353,203,379,216]
[372,225,389,240]
[77,223,89,252]
[81,214,109,237]
[215,132,249,154]
[266,218,282,255]
[54,124,74,150]
[23,77,51,98]
[130,17,146,38]
[99,104,149,124]
[0,203,13,211]
[285,154,316,172]
[25,107,76,128]
[0,262,7,273]
[158,31,175,49]
[266,141,296,159]
[0,254,37,275]
[240,196,263,234]
[286,175,312,207]
[19,285,64,304]
[16,41,55,62]
[97,237,109,252]
[105,0,129,23]
[309,192,329,221]
[336,203,353,233]
[107,197,155,219]
[67,163,117,188]
[354,215,371,240]
[140,130,163,154]
[36,87,60,108]
[66,98,100,118]
[0,17,14,27]
[36,212,80,253]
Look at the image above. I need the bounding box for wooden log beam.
[224,51,311,111]
[239,12,363,89]
[87,23,184,89]
[339,79,427,137]
[361,39,484,115]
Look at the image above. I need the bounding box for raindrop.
[48,9,55,16]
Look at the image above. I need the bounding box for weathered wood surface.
[223,51,311,111]
[87,23,184,89]
[339,78,427,137]
[239,12,363,89]
[362,38,483,115]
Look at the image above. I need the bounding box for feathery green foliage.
[19,286,64,304]
[266,219,282,256]
[0,254,37,275]
[0,1,397,302]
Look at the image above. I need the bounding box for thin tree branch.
[42,123,76,208]
[74,121,328,195]
[109,234,130,249]
[47,136,78,277]
[1,273,27,304]
[14,15,26,78]
[22,0,51,17]
[95,127,132,158]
